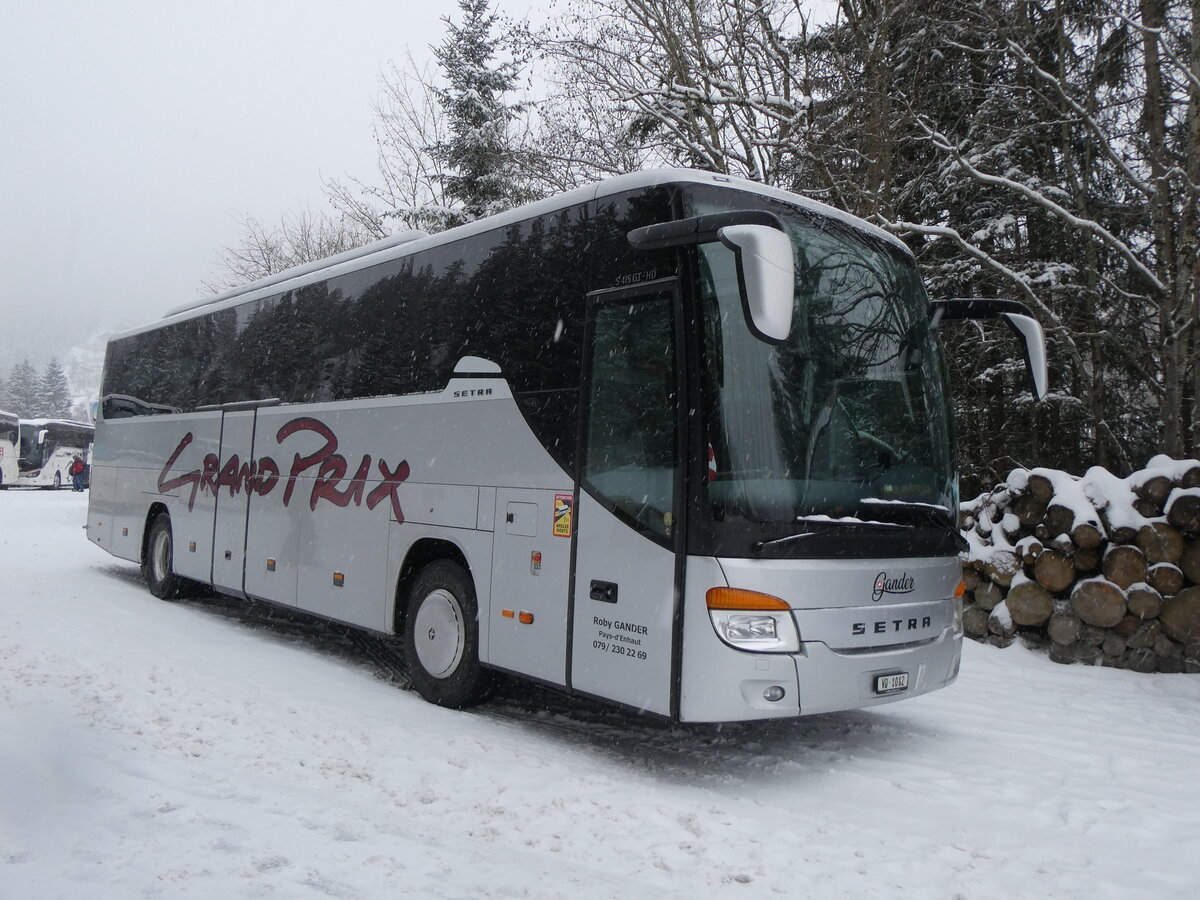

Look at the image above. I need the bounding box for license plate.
[874,672,909,695]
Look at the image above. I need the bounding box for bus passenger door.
[211,408,257,596]
[569,283,681,717]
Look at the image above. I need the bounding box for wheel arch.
[393,538,473,637]
[141,502,170,566]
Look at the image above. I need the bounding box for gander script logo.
[871,571,915,603]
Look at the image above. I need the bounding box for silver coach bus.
[87,169,1045,722]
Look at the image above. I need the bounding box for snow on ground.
[2,490,1199,899]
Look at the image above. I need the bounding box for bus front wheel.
[142,513,192,600]
[402,561,493,708]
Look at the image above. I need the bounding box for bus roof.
[128,168,910,341]
[20,419,95,429]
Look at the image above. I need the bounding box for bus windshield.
[18,425,45,468]
[687,189,956,557]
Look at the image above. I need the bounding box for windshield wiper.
[752,516,908,554]
[856,500,968,551]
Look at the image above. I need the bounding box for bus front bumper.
[678,622,962,723]
[791,625,962,717]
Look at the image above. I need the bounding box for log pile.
[960,455,1200,673]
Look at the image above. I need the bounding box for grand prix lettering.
[157,417,410,521]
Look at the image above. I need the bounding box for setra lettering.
[852,616,934,636]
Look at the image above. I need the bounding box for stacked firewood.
[959,457,1200,672]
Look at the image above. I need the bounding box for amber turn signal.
[706,587,790,611]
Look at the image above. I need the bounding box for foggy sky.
[0,0,495,346]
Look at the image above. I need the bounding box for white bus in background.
[0,410,18,489]
[87,169,1046,722]
[18,419,94,489]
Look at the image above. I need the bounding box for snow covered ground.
[2,490,1198,899]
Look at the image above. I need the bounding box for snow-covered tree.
[38,358,73,419]
[542,0,814,186]
[904,0,1199,476]
[429,0,536,221]
[3,360,39,417]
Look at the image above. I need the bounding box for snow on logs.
[960,455,1200,673]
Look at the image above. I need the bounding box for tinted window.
[583,292,677,541]
[588,186,679,292]
[101,204,594,463]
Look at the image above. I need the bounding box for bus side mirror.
[627,209,795,345]
[717,224,794,344]
[931,299,1049,401]
[38,429,48,445]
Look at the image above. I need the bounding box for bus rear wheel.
[402,561,493,708]
[142,513,194,600]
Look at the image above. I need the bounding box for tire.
[402,560,494,708]
[141,513,193,600]
[52,472,61,490]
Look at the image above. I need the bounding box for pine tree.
[39,358,73,419]
[4,361,40,417]
[431,0,532,221]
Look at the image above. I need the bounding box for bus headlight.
[706,588,801,653]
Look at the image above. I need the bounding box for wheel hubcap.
[413,588,465,679]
